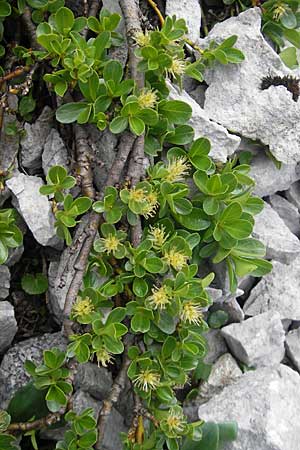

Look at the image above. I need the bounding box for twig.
[83,0,89,16]
[147,0,165,26]
[21,8,42,50]
[0,66,31,86]
[106,131,136,187]
[95,339,132,450]
[74,124,96,199]
[82,0,102,39]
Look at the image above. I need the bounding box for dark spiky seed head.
[260,75,300,102]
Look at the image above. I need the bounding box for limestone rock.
[197,365,300,450]
[286,181,300,210]
[0,332,67,409]
[166,0,201,42]
[252,201,300,263]
[201,8,300,164]
[286,328,300,372]
[203,329,228,364]
[221,311,285,367]
[250,153,300,197]
[74,363,113,400]
[0,302,17,354]
[167,83,241,162]
[185,353,242,418]
[21,106,53,171]
[268,194,300,236]
[244,257,300,320]
[0,265,10,299]
[210,298,244,324]
[6,173,61,248]
[42,129,69,176]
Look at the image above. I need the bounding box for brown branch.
[119,0,144,90]
[95,339,132,450]
[21,8,42,51]
[74,124,96,199]
[82,0,102,39]
[106,131,136,187]
[0,66,31,86]
[147,0,165,27]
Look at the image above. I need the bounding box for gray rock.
[6,173,61,248]
[210,298,244,324]
[286,181,300,210]
[268,194,300,236]
[74,363,113,400]
[0,95,19,172]
[0,265,10,299]
[42,129,69,176]
[6,245,24,268]
[197,364,300,450]
[167,83,241,162]
[221,311,285,367]
[185,353,242,416]
[166,0,201,42]
[252,201,300,263]
[102,0,128,67]
[73,390,126,450]
[0,332,67,409]
[203,329,228,364]
[250,153,300,197]
[87,125,118,191]
[244,257,300,320]
[0,302,17,354]
[21,106,53,171]
[286,328,300,371]
[201,8,300,164]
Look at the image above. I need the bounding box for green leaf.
[208,310,228,329]
[280,46,298,68]
[131,313,150,333]
[129,116,145,136]
[142,257,164,273]
[133,278,148,297]
[109,116,128,134]
[280,10,297,29]
[222,219,252,240]
[174,208,210,231]
[21,273,48,295]
[55,7,74,33]
[46,385,67,412]
[78,430,97,448]
[19,96,36,117]
[54,80,68,97]
[166,125,194,145]
[0,411,11,432]
[0,1,11,17]
[284,29,300,48]
[103,60,123,84]
[56,103,89,124]
[203,197,219,215]
[159,100,192,124]
[0,240,8,264]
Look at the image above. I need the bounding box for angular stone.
[244,257,300,320]
[167,83,241,162]
[21,106,53,171]
[74,363,113,400]
[268,194,300,236]
[6,173,61,248]
[0,332,67,409]
[201,8,300,164]
[221,311,285,367]
[286,328,300,372]
[0,265,10,299]
[166,0,201,42]
[252,202,300,263]
[0,302,17,354]
[197,365,300,450]
[185,353,242,418]
[250,153,300,197]
[6,245,24,268]
[203,329,228,364]
[286,181,300,210]
[42,129,69,176]
[210,297,245,324]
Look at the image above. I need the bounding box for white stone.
[244,257,300,320]
[269,194,300,236]
[286,181,300,210]
[221,311,285,367]
[0,265,10,299]
[21,106,53,171]
[6,173,61,248]
[203,329,228,364]
[0,302,17,354]
[167,83,241,162]
[197,365,300,450]
[250,153,300,198]
[253,201,300,263]
[42,129,69,176]
[201,8,300,164]
[165,0,201,42]
[286,328,300,372]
